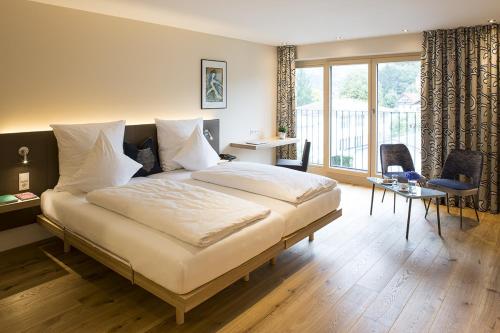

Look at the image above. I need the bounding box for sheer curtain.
[277,45,297,159]
[421,24,499,213]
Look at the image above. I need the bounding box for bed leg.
[176,307,185,325]
[243,273,250,282]
[309,233,315,242]
[270,257,277,266]
[63,240,71,253]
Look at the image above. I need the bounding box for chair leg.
[446,193,450,213]
[471,195,480,223]
[459,196,463,229]
[381,188,386,203]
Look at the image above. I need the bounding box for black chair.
[276,140,311,172]
[427,149,483,228]
[380,144,417,211]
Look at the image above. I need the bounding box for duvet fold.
[192,162,337,204]
[86,179,271,247]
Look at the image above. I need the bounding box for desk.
[230,137,299,150]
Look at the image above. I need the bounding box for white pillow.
[173,125,220,171]
[51,120,125,187]
[55,131,141,193]
[155,118,203,171]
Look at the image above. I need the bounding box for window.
[330,63,369,170]
[295,67,323,165]
[376,61,421,173]
[295,55,421,180]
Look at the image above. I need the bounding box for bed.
[34,120,342,324]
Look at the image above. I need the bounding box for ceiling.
[31,0,500,45]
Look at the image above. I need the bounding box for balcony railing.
[296,108,421,172]
[331,110,369,170]
[377,109,421,173]
[296,108,323,165]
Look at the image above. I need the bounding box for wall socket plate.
[249,129,262,138]
[19,172,29,191]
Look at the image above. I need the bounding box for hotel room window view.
[0,0,498,332]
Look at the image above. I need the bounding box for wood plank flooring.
[0,184,498,332]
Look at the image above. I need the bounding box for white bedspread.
[86,179,270,247]
[192,162,337,204]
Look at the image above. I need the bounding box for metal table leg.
[393,192,396,214]
[406,198,413,240]
[370,184,375,216]
[425,198,431,218]
[436,196,442,237]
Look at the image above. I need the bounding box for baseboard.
[0,223,52,252]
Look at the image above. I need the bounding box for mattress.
[41,169,341,294]
[148,170,341,236]
[41,190,284,294]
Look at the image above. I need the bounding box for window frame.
[296,53,421,185]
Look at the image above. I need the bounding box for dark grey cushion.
[123,137,162,177]
[427,178,476,190]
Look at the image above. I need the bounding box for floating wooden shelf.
[230,137,299,150]
[0,198,40,214]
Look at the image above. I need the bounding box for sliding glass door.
[296,55,420,180]
[375,60,421,173]
[330,63,369,171]
[295,66,324,165]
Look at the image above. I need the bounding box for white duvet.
[192,162,337,204]
[86,179,271,247]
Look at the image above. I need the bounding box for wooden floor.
[0,184,499,332]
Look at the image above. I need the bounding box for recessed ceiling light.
[488,19,496,23]
[402,29,409,32]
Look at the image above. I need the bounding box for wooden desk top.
[230,137,299,150]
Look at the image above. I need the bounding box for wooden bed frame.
[37,208,342,325]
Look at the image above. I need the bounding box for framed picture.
[201,59,227,109]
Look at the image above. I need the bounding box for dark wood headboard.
[0,119,219,230]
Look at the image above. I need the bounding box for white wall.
[0,0,277,163]
[297,33,422,60]
[0,0,278,251]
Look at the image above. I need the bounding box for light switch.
[19,172,29,191]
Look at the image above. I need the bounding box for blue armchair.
[426,149,483,228]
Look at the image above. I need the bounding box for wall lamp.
[18,146,30,165]
[203,129,214,141]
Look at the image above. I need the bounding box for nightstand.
[0,198,41,215]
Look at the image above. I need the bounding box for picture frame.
[201,59,227,109]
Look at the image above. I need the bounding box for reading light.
[18,146,29,165]
[203,129,214,141]
[402,29,409,33]
[336,36,343,40]
[488,19,496,23]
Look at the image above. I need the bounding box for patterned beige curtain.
[277,45,297,159]
[421,24,499,213]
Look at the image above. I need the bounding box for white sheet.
[86,179,270,247]
[41,190,284,294]
[148,170,341,236]
[192,162,337,204]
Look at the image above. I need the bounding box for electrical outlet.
[249,129,261,137]
[19,172,29,191]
